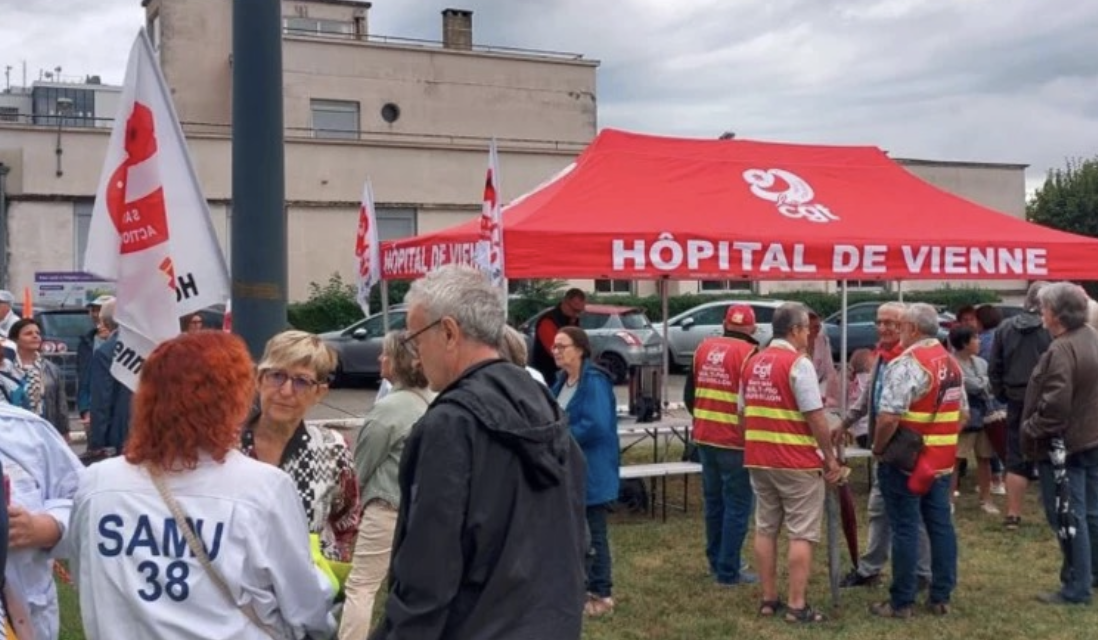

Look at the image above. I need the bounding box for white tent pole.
[660,276,670,410]
[840,280,849,415]
[897,279,904,303]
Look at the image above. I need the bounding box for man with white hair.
[0,289,19,337]
[870,303,964,618]
[370,266,587,640]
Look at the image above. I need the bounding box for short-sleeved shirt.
[772,339,825,413]
[879,339,968,415]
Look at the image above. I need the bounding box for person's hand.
[8,505,61,549]
[823,458,843,485]
[829,423,849,447]
[80,412,90,426]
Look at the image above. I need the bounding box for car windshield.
[39,313,94,340]
[618,311,650,330]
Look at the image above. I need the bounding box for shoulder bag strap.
[147,467,284,640]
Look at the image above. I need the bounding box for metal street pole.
[231,0,286,359]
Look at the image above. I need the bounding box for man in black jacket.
[531,288,585,383]
[990,281,1051,530]
[371,266,587,640]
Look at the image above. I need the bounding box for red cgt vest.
[692,337,756,450]
[742,344,822,471]
[897,341,964,474]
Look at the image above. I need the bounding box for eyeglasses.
[875,319,899,328]
[261,369,321,394]
[401,318,443,357]
[551,343,575,353]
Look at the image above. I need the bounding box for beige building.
[0,0,1027,303]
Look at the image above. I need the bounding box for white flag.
[355,179,380,316]
[474,139,504,289]
[84,30,230,391]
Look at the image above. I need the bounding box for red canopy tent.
[382,129,1098,281]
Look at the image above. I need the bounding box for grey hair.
[877,301,907,317]
[403,265,505,347]
[498,325,530,368]
[1025,280,1050,312]
[381,330,428,389]
[772,302,810,340]
[904,303,940,337]
[1038,282,1088,331]
[100,298,118,330]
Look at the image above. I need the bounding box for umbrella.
[836,451,860,566]
[1050,437,1077,568]
[826,483,841,607]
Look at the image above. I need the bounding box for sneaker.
[840,569,881,588]
[869,601,913,619]
[926,601,951,616]
[991,482,1007,496]
[953,490,961,498]
[717,572,759,586]
[981,501,1001,515]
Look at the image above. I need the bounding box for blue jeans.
[698,445,754,583]
[586,504,613,597]
[1036,450,1098,603]
[878,463,957,608]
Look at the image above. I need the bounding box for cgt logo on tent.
[742,168,839,223]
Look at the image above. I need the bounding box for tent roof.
[382,128,1098,281]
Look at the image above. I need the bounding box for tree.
[1027,156,1098,238]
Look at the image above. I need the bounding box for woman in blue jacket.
[551,326,620,617]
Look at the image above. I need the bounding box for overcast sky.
[4,0,1097,195]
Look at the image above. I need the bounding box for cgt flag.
[84,30,230,391]
[354,179,380,316]
[474,138,505,289]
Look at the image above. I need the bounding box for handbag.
[148,468,284,640]
[879,426,925,473]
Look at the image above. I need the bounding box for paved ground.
[306,373,689,421]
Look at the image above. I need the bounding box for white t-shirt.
[69,450,335,640]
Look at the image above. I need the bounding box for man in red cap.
[684,303,760,585]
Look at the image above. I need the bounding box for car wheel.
[331,362,348,388]
[598,352,628,385]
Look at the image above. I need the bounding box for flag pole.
[381,280,390,332]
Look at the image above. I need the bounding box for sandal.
[758,599,785,617]
[784,605,827,624]
[1004,515,1022,531]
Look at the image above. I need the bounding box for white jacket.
[70,450,336,640]
[0,404,83,640]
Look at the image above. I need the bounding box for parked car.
[319,306,407,386]
[520,304,664,384]
[824,301,953,360]
[652,300,787,369]
[991,303,1026,321]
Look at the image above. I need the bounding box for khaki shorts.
[957,431,994,459]
[749,467,825,543]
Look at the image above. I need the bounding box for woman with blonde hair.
[498,324,547,385]
[240,330,361,563]
[340,331,434,638]
[69,331,335,639]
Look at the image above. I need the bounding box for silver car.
[319,305,407,386]
[653,299,789,368]
[520,304,664,384]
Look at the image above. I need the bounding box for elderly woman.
[499,324,547,385]
[551,326,620,617]
[2,318,69,438]
[240,330,361,563]
[1021,282,1098,605]
[69,331,334,639]
[340,331,434,639]
[1,403,82,640]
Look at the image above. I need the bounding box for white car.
[652,299,789,369]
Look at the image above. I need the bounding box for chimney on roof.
[441,8,472,51]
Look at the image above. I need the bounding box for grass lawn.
[54,447,1098,640]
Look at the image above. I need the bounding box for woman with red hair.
[68,331,335,640]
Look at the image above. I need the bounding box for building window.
[147,12,161,53]
[836,280,885,290]
[283,17,354,37]
[311,99,359,140]
[74,201,93,270]
[32,86,96,127]
[594,279,632,295]
[0,106,18,123]
[699,279,753,293]
[376,207,416,240]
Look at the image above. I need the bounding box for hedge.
[287,274,1003,334]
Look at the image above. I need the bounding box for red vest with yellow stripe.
[898,341,963,474]
[742,344,821,470]
[692,337,756,449]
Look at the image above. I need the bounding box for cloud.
[4,0,1097,196]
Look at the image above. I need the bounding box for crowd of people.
[686,281,1098,623]
[3,272,1098,637]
